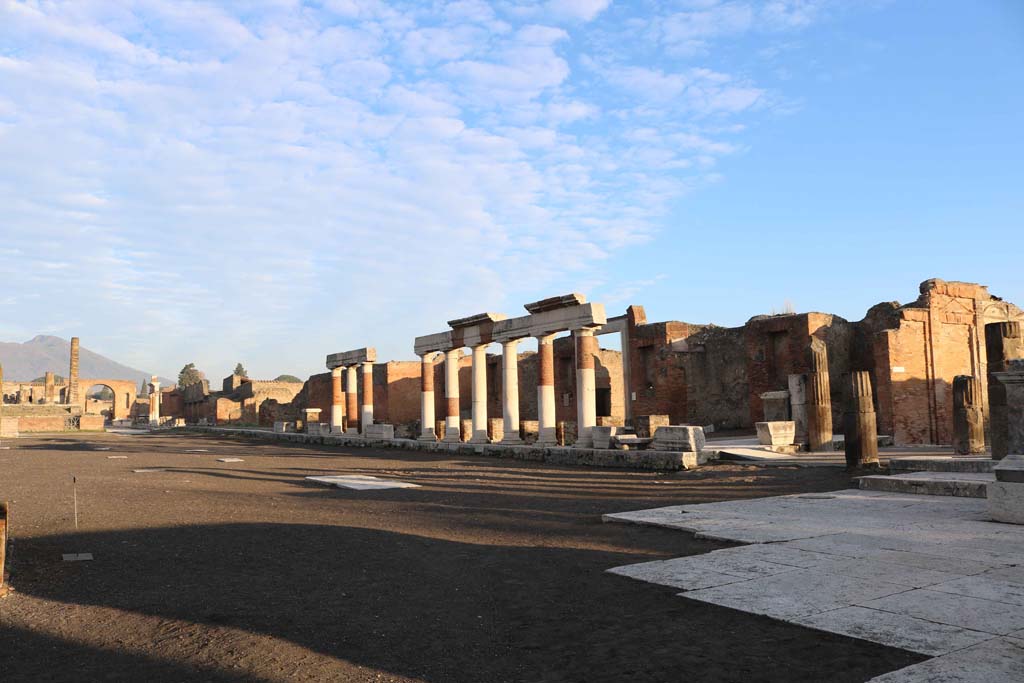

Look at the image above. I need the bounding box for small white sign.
[893,366,906,373]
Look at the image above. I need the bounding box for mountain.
[0,335,172,385]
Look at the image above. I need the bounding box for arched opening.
[85,384,116,423]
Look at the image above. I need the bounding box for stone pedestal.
[989,323,1023,460]
[303,408,322,434]
[650,426,706,452]
[843,371,879,468]
[760,390,790,422]
[634,415,669,439]
[592,425,617,449]
[988,454,1024,524]
[993,359,1024,459]
[756,421,796,446]
[807,339,833,452]
[952,375,985,455]
[364,423,394,440]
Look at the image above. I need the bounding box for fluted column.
[536,333,557,445]
[419,353,437,441]
[574,329,598,447]
[360,361,374,434]
[330,366,345,433]
[345,365,359,435]
[953,376,985,455]
[843,371,878,468]
[443,348,462,442]
[807,339,833,452]
[500,340,522,444]
[469,344,489,443]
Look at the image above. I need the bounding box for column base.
[418,433,438,442]
[331,425,345,434]
[345,429,361,437]
[469,434,490,444]
[442,433,462,443]
[500,436,523,445]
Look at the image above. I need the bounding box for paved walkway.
[605,490,1024,682]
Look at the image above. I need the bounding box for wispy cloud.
[0,0,836,377]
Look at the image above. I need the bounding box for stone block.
[634,414,669,439]
[760,391,790,422]
[592,426,617,450]
[990,455,1024,524]
[650,425,706,452]
[487,417,504,443]
[364,423,395,440]
[756,421,796,446]
[520,420,538,443]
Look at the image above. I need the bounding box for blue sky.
[0,1,1020,380]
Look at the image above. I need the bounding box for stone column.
[345,365,360,435]
[469,344,489,443]
[67,336,80,405]
[419,354,437,441]
[953,375,985,455]
[842,371,878,468]
[500,340,522,444]
[330,367,345,434]
[788,373,809,445]
[536,333,557,446]
[360,361,374,435]
[807,339,833,452]
[993,360,1024,457]
[149,379,161,427]
[44,371,55,404]
[990,322,1022,460]
[574,328,598,448]
[443,348,462,442]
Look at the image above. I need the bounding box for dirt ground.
[0,431,924,682]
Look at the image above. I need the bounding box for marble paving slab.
[306,475,421,490]
[606,488,1024,679]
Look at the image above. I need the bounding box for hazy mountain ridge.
[0,335,171,385]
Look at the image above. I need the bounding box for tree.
[234,362,248,378]
[178,363,204,388]
[273,374,303,383]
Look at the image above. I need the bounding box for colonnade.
[325,348,376,435]
[414,294,607,447]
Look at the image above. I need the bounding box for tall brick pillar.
[345,365,359,435]
[419,354,437,441]
[989,321,1023,460]
[952,376,986,455]
[44,371,55,403]
[330,366,345,434]
[843,371,879,468]
[443,348,461,442]
[574,328,598,448]
[536,333,557,446]
[67,337,80,405]
[807,339,833,452]
[360,361,374,435]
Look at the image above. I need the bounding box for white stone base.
[988,481,1024,524]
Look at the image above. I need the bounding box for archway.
[84,384,116,423]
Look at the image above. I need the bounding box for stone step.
[858,471,994,498]
[889,457,995,474]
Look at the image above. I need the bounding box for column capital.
[331,366,344,377]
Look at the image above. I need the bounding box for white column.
[419,353,437,441]
[536,333,557,446]
[470,343,489,443]
[360,361,374,434]
[149,381,161,427]
[330,366,345,433]
[345,365,360,435]
[501,340,522,443]
[574,328,597,448]
[443,348,462,442]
